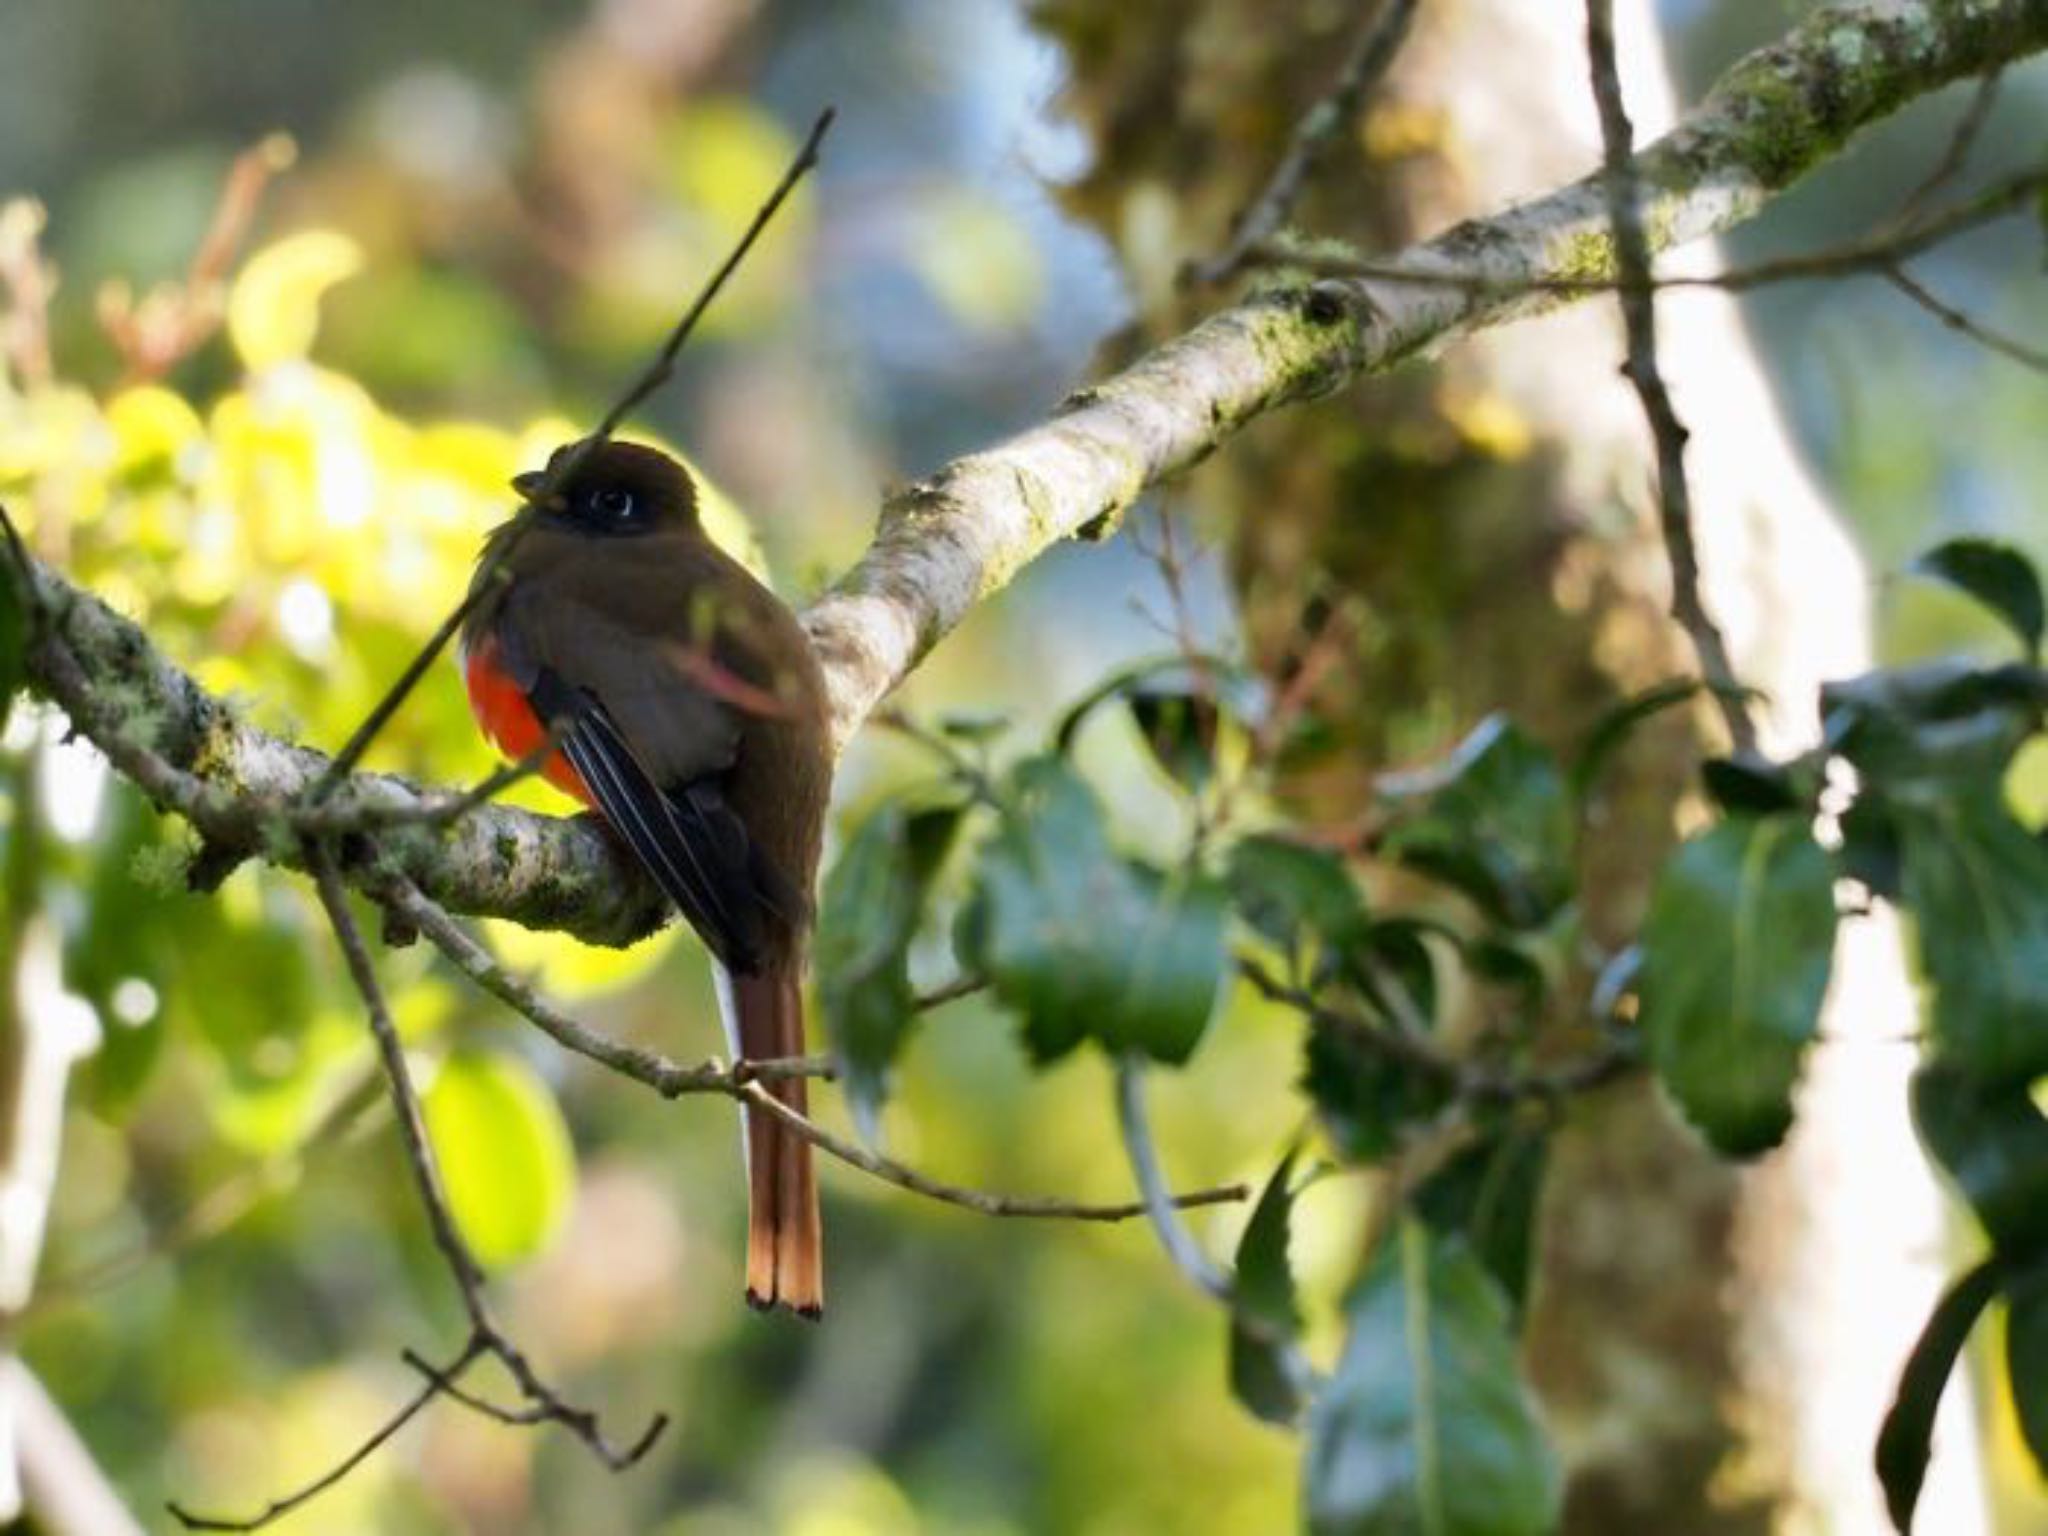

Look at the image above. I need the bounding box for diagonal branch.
[1585,0,1757,756]
[10,0,2044,933]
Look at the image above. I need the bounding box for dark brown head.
[512,439,698,538]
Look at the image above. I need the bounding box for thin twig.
[1188,0,1422,285]
[383,873,1246,1220]
[1585,0,1757,757]
[1885,265,2048,373]
[1251,164,2048,298]
[306,107,835,801]
[913,974,989,1012]
[1894,68,2003,224]
[166,1345,482,1533]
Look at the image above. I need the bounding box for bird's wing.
[493,595,788,972]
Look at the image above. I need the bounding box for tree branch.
[11,0,2041,935]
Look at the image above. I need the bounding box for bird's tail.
[720,967,823,1317]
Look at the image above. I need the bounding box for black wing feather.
[532,669,772,973]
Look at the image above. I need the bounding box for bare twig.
[166,1343,483,1533]
[1894,68,2003,224]
[913,974,989,1012]
[98,134,297,382]
[380,876,1245,1220]
[307,107,836,800]
[0,202,54,388]
[1885,265,2048,374]
[1252,164,2048,299]
[1188,0,1422,285]
[165,852,676,1534]
[1585,0,1757,756]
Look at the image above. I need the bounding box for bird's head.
[512,439,699,537]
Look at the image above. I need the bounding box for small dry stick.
[1189,0,1422,286]
[380,877,1246,1221]
[1584,0,1757,757]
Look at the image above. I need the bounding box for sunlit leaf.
[1304,1220,1560,1536]
[423,1048,576,1271]
[1640,816,1834,1156]
[906,185,1044,336]
[484,920,675,1004]
[1908,537,2044,658]
[817,801,960,1137]
[1230,1147,1306,1426]
[1875,1258,1999,1534]
[227,230,364,371]
[1898,800,2048,1085]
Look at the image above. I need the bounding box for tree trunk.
[1032,1,1984,1528]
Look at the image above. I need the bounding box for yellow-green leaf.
[423,1048,576,1270]
[227,230,364,371]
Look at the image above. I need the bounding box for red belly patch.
[462,637,594,806]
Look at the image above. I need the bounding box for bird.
[459,438,831,1317]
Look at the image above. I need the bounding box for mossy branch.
[15,0,2044,938]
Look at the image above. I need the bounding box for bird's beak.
[510,470,545,499]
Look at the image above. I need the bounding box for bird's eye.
[589,485,636,522]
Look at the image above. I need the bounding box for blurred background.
[1,0,2044,1531]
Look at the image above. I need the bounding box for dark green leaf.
[2006,1259,2048,1482]
[1573,679,1764,807]
[935,711,1009,743]
[1305,1220,1560,1536]
[1128,689,1223,795]
[1910,1061,2048,1257]
[1052,652,1241,755]
[1701,756,1806,817]
[1875,1259,1999,1534]
[1909,537,2044,657]
[1230,1148,1305,1425]
[1414,1128,1550,1315]
[965,757,1226,1066]
[1899,801,2048,1085]
[0,556,22,735]
[817,803,961,1137]
[1640,816,1835,1157]
[1379,716,1572,929]
[1825,659,2040,795]
[1227,834,1367,960]
[1352,918,1447,1029]
[1304,1017,1452,1165]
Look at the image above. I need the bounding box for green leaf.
[1700,757,1806,817]
[966,757,1227,1065]
[0,554,23,735]
[1899,800,2048,1085]
[1414,1128,1549,1316]
[1908,537,2044,657]
[1825,660,2040,796]
[1572,678,1764,807]
[1379,716,1572,929]
[1640,816,1835,1157]
[1910,1061,2048,1257]
[1305,1220,1560,1536]
[423,1049,576,1270]
[1304,1016,1451,1164]
[1875,1259,1999,1534]
[817,802,960,1136]
[1226,834,1367,961]
[1128,689,1224,795]
[2006,1259,2048,1483]
[1051,652,1242,755]
[1230,1148,1306,1425]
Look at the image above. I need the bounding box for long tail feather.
[719,967,823,1317]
